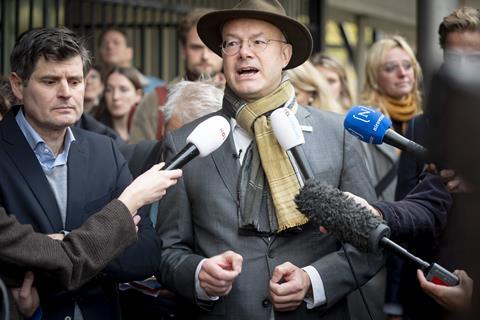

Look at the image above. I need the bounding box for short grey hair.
[163,80,223,128]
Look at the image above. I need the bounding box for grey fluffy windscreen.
[294,180,386,251]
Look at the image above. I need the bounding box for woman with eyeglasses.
[360,35,423,202]
[362,36,422,135]
[355,36,423,320]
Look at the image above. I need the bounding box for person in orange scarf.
[350,36,423,320]
[360,35,423,201]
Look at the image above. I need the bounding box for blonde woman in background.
[286,60,343,114]
[360,35,423,201]
[311,53,355,112]
[345,36,423,320]
[361,36,422,134]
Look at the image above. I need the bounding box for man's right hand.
[199,250,243,296]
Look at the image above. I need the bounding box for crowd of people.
[0,1,479,320]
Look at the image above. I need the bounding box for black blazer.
[0,107,162,320]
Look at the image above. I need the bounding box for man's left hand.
[269,262,311,311]
[11,271,40,317]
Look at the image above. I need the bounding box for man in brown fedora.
[156,1,383,319]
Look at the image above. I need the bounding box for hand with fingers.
[11,271,40,317]
[269,262,312,312]
[439,169,470,193]
[118,163,182,215]
[424,164,470,193]
[417,269,473,311]
[199,250,243,297]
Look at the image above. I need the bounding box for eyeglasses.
[221,38,287,56]
[382,61,413,73]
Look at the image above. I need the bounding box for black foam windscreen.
[295,180,388,252]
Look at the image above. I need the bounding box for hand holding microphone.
[164,115,231,170]
[417,269,473,311]
[295,180,460,287]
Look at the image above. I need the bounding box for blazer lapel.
[211,134,240,203]
[65,130,88,230]
[0,109,63,230]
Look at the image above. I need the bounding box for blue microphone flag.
[343,105,391,144]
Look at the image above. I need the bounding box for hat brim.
[197,9,312,70]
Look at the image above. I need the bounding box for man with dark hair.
[156,1,383,319]
[128,8,224,143]
[176,8,224,83]
[438,6,480,55]
[1,164,181,319]
[98,27,131,70]
[1,27,163,320]
[98,26,164,93]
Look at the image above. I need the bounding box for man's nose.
[57,80,72,98]
[238,39,253,57]
[202,47,214,60]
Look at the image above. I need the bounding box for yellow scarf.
[236,81,308,231]
[384,94,418,123]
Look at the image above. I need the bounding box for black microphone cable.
[270,107,375,320]
[288,148,375,320]
[340,243,375,320]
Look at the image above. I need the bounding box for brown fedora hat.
[197,0,313,70]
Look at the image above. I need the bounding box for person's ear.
[9,73,24,102]
[281,43,293,69]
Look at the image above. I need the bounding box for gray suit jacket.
[157,106,384,320]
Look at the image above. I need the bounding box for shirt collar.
[16,107,76,170]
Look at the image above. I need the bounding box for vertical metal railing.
[0,0,310,79]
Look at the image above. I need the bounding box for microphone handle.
[164,143,200,170]
[383,130,430,162]
[290,146,315,181]
[379,237,459,286]
[379,237,430,269]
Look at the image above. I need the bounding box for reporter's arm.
[0,163,181,290]
[373,172,452,243]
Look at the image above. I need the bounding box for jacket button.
[65,317,72,320]
[262,298,271,308]
[268,250,274,258]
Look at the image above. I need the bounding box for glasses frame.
[220,38,287,56]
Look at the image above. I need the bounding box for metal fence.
[0,0,312,81]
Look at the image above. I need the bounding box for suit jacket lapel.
[296,106,312,128]
[211,134,240,203]
[0,109,63,230]
[65,129,88,230]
